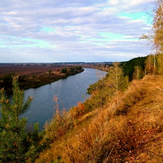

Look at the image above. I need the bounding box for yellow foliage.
[69,101,85,119]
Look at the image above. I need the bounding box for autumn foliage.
[37,75,163,163]
[69,102,85,119]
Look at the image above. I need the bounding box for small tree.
[107,62,128,96]
[2,73,15,88]
[156,53,163,75]
[61,68,67,73]
[153,1,163,53]
[145,55,156,74]
[0,76,37,162]
[133,66,144,80]
[48,69,52,77]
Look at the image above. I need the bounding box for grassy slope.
[37,75,163,163]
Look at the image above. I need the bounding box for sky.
[0,0,155,63]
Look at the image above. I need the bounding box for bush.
[61,68,67,73]
[44,110,74,143]
[76,66,82,70]
[69,102,85,119]
[2,73,15,86]
[70,67,74,72]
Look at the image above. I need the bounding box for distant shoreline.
[0,65,84,93]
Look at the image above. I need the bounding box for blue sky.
[0,0,155,63]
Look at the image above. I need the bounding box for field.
[0,65,65,77]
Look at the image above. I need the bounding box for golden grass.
[36,74,163,163]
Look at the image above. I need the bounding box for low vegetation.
[36,74,163,163]
[35,60,163,162]
[2,57,163,162]
[1,1,163,162]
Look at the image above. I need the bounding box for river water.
[2,68,107,131]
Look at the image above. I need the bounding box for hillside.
[36,74,163,162]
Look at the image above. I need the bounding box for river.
[1,68,107,131]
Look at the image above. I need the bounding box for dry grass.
[37,75,163,163]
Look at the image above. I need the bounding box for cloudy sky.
[0,0,155,63]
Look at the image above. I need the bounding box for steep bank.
[37,75,163,162]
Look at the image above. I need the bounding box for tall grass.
[38,75,163,162]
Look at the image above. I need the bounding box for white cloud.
[0,0,155,62]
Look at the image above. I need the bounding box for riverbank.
[17,68,107,132]
[37,74,163,162]
[0,66,84,93]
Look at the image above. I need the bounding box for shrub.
[2,73,15,87]
[70,67,74,72]
[69,102,85,119]
[44,95,74,143]
[44,111,74,143]
[61,68,67,73]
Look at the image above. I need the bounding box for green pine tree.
[0,76,35,162]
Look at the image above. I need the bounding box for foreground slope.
[37,75,163,163]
